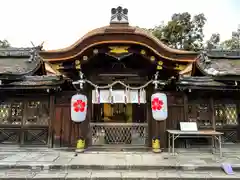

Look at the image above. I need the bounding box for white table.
[167,130,223,158]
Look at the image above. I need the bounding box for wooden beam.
[98,73,139,77]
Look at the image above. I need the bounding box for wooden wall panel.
[53,90,90,148]
[53,91,187,149]
[53,105,82,147]
[150,92,185,149]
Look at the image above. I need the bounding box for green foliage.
[0,40,10,48]
[221,27,240,50]
[148,22,165,40]
[206,33,220,50]
[149,12,207,51]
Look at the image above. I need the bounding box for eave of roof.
[0,75,65,89]
[177,76,240,90]
[195,50,240,78]
[44,26,198,55]
[0,47,43,79]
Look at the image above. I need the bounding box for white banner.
[129,90,138,103]
[92,89,146,104]
[112,90,125,103]
[100,90,110,103]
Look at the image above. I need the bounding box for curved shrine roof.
[196,50,240,78]
[40,6,199,80]
[40,25,199,62]
[46,26,197,55]
[0,48,42,79]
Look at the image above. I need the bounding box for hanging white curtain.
[91,89,146,104]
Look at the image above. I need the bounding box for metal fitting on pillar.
[79,71,84,79]
[79,71,85,89]
[153,72,159,89]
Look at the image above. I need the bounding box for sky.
[0,0,239,50]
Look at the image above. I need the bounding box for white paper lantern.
[71,94,88,122]
[151,92,168,121]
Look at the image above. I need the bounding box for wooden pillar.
[85,86,92,147]
[75,85,92,148]
[21,99,28,145]
[158,120,166,148]
[210,97,215,130]
[147,87,156,148]
[52,92,65,148]
[147,98,152,147]
[236,101,240,142]
[48,95,55,148]
[183,93,188,121]
[153,91,166,149]
[53,105,62,148]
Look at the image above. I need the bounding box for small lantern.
[151,92,168,121]
[71,94,88,122]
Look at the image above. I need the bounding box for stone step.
[1,151,240,173]
[0,161,239,172]
[0,169,239,179]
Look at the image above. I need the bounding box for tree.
[221,26,240,50]
[0,40,10,48]
[149,12,207,51]
[206,33,220,50]
[148,22,165,40]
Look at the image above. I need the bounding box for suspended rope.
[72,79,163,90]
[86,79,154,89]
[72,71,167,91]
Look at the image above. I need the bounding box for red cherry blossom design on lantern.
[152,98,163,111]
[73,100,86,112]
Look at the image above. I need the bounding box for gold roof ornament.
[157,61,163,70]
[179,63,193,76]
[150,56,155,61]
[83,56,88,61]
[93,49,99,54]
[51,63,64,70]
[44,62,62,75]
[109,46,129,54]
[174,64,186,71]
[75,60,81,70]
[140,49,146,55]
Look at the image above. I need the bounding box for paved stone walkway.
[0,148,239,179]
[0,149,239,170]
[0,169,239,179]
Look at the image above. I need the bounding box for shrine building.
[0,6,239,149]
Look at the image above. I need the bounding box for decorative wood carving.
[109,46,129,54]
[174,64,186,71]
